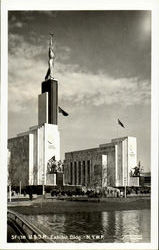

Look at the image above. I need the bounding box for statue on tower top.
[45,33,55,80]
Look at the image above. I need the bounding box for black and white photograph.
[0,0,158,249]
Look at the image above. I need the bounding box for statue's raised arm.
[45,33,55,80]
[50,33,54,46]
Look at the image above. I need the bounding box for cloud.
[8,34,46,113]
[8,33,151,116]
[9,33,45,57]
[14,22,23,28]
[9,14,24,29]
[8,11,151,82]
[56,64,151,107]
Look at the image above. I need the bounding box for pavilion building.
[64,136,139,188]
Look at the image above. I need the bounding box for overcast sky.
[8,11,151,171]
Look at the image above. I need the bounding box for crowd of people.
[50,186,150,198]
[8,185,150,200]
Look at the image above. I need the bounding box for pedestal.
[28,123,60,186]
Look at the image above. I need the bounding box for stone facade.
[64,136,138,188]
[8,77,60,188]
[64,147,115,187]
[46,173,56,185]
[8,123,60,187]
[8,135,29,187]
[64,145,115,188]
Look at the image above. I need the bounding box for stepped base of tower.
[8,123,60,187]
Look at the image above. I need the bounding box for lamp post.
[19,181,21,196]
[124,177,127,198]
[8,178,12,202]
[40,173,45,208]
[9,183,11,202]
[42,173,45,196]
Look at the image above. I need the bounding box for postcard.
[0,0,158,249]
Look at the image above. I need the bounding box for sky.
[8,11,151,172]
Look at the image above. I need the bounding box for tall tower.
[35,34,60,186]
[8,34,61,188]
[38,34,58,126]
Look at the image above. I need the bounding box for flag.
[118,119,125,128]
[58,106,69,116]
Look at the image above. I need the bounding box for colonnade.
[69,160,91,186]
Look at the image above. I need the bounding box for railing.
[7,209,53,243]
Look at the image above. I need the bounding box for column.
[38,92,48,125]
[70,162,73,185]
[29,133,34,185]
[78,161,81,185]
[85,161,87,187]
[82,161,85,185]
[81,162,83,185]
[74,162,77,185]
[102,155,107,187]
[115,145,118,186]
[89,160,92,186]
[122,140,125,186]
[76,162,79,185]
[87,160,90,186]
[72,162,75,185]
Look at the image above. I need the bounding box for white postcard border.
[0,0,158,249]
